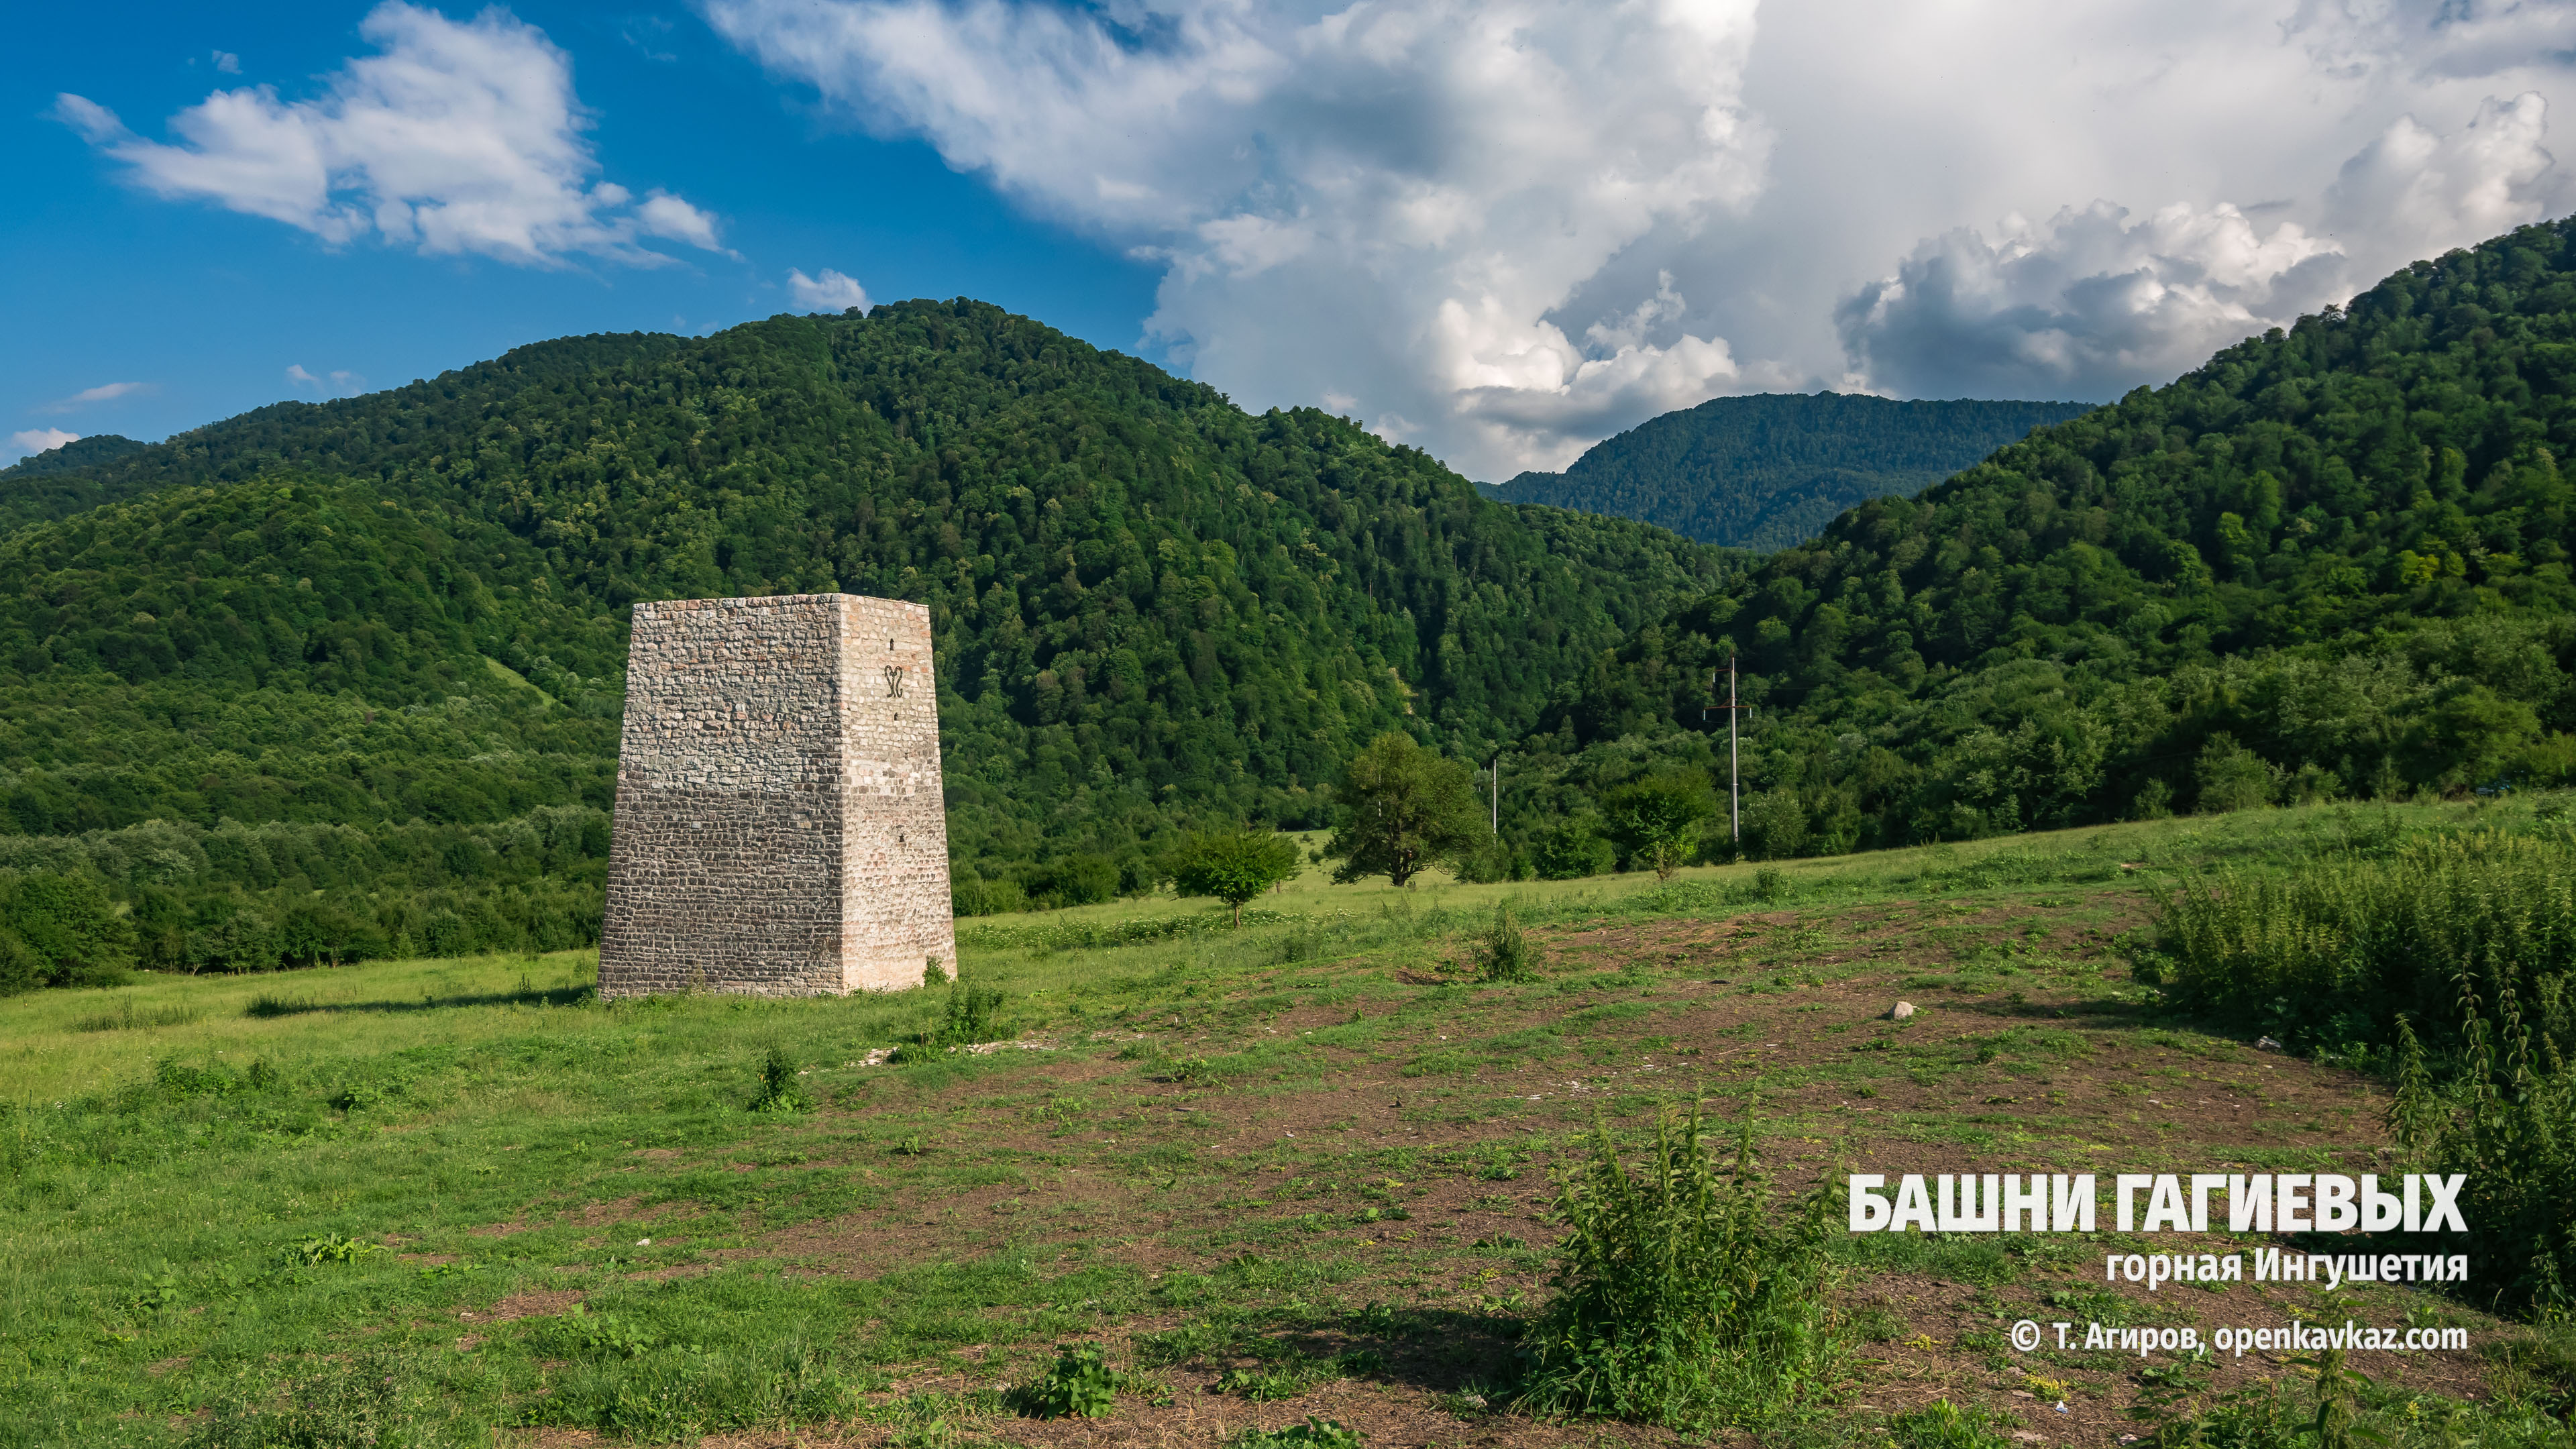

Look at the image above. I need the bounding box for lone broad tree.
[1166,830,1304,926]
[1325,733,1486,888]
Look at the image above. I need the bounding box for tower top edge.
[631,594,932,618]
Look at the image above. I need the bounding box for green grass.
[7,795,2575,1446]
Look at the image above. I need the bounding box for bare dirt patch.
[470,1289,586,1322]
[511,885,2506,1444]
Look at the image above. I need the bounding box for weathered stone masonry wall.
[598,594,956,998]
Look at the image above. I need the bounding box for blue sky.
[7,1,2571,478]
[4,1,1159,464]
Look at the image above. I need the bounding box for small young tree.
[1167,830,1303,926]
[1601,772,1715,881]
[1324,733,1486,888]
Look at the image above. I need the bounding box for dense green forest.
[0,433,149,535]
[0,302,1733,976]
[10,216,2576,983]
[0,432,146,479]
[1534,217,2576,863]
[1484,392,2091,550]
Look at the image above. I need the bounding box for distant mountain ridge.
[1485,392,2094,549]
[0,300,1730,919]
[1,433,146,478]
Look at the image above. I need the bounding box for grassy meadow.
[6,796,2575,1447]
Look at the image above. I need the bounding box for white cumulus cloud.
[58,2,726,268]
[704,0,2576,474]
[638,190,729,252]
[43,380,148,413]
[788,267,872,311]
[286,364,368,396]
[2325,92,2569,260]
[6,429,81,464]
[704,0,1774,476]
[1835,203,2349,400]
[1839,95,2571,400]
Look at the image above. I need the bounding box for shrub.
[1741,788,1808,860]
[937,977,1005,1044]
[1516,1109,1844,1432]
[1532,817,1616,879]
[951,873,1027,916]
[750,1046,808,1112]
[1020,854,1120,908]
[1016,1343,1117,1418]
[1600,771,1715,881]
[1469,902,1536,982]
[2194,732,2278,812]
[898,976,1008,1061]
[1450,838,1529,883]
[1166,830,1303,926]
[0,871,136,993]
[418,908,473,959]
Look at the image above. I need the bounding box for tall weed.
[2148,1346,2574,1447]
[896,976,1009,1061]
[2153,828,2576,1313]
[2151,829,2576,1057]
[1470,903,1536,983]
[2390,1008,2576,1313]
[749,1046,808,1112]
[1515,1108,1843,1433]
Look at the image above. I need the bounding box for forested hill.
[1556,217,2576,858]
[0,299,1733,965]
[0,433,151,534]
[1484,392,2092,550]
[0,433,147,480]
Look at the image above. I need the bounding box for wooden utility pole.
[1489,752,1500,835]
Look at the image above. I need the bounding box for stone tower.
[598,594,955,998]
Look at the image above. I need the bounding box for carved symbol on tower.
[883,664,907,698]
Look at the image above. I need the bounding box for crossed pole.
[1702,655,1750,849]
